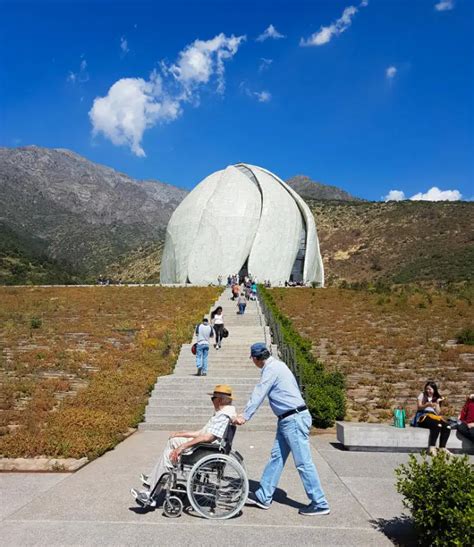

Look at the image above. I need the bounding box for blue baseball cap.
[250,342,268,358]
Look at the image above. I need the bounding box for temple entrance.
[238,258,249,283]
[290,228,306,283]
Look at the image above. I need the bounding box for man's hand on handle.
[233,415,246,426]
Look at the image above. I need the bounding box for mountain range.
[0,146,186,282]
[0,146,472,285]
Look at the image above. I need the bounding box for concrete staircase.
[139,288,277,432]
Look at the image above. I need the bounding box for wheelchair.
[152,422,248,520]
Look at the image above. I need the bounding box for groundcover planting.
[0,286,220,459]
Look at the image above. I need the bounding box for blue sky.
[1,0,472,200]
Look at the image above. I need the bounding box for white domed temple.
[160,164,324,286]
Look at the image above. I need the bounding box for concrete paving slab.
[316,446,411,479]
[0,519,392,546]
[337,477,406,520]
[0,473,69,520]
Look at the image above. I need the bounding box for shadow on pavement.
[371,515,418,546]
[248,479,304,509]
[329,442,346,451]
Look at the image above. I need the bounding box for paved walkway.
[0,288,415,545]
[1,431,413,545]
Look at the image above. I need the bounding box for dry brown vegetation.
[0,286,220,459]
[272,286,473,422]
[310,200,474,285]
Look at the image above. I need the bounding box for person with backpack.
[195,317,214,376]
[412,381,452,456]
[211,306,225,350]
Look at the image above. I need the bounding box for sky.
[1,0,473,201]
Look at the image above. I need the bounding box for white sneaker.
[131,488,156,508]
[140,473,150,487]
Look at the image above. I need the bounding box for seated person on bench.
[131,384,236,507]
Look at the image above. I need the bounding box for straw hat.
[207,384,234,400]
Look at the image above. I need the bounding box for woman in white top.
[211,306,224,349]
[415,381,451,456]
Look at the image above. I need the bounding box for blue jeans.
[196,344,209,373]
[238,303,246,314]
[255,410,329,508]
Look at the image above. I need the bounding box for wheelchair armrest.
[181,442,221,455]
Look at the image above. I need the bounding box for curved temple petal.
[160,163,324,286]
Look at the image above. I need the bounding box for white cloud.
[240,82,272,103]
[256,24,285,42]
[90,33,245,156]
[384,186,462,202]
[120,36,129,54]
[259,58,273,72]
[167,33,245,95]
[384,190,405,201]
[254,91,272,103]
[386,66,397,79]
[67,56,89,84]
[300,3,368,47]
[410,187,461,201]
[89,72,181,157]
[435,0,454,11]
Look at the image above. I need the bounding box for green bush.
[456,327,474,345]
[395,452,474,546]
[259,285,345,427]
[30,316,42,329]
[305,385,337,428]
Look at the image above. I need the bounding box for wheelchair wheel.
[186,454,248,520]
[163,496,183,518]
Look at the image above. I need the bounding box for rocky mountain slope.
[0,146,187,279]
[286,175,360,201]
[310,200,474,285]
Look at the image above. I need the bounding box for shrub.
[259,285,346,427]
[456,327,474,345]
[30,316,42,329]
[395,452,474,546]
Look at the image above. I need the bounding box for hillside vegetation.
[0,223,78,285]
[272,285,473,423]
[311,200,474,285]
[0,286,220,459]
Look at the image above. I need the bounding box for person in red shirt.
[457,394,474,442]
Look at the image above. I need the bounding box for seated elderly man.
[131,384,236,507]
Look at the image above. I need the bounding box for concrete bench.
[336,422,474,454]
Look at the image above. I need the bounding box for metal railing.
[257,289,303,390]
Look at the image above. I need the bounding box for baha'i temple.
[160,164,324,286]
